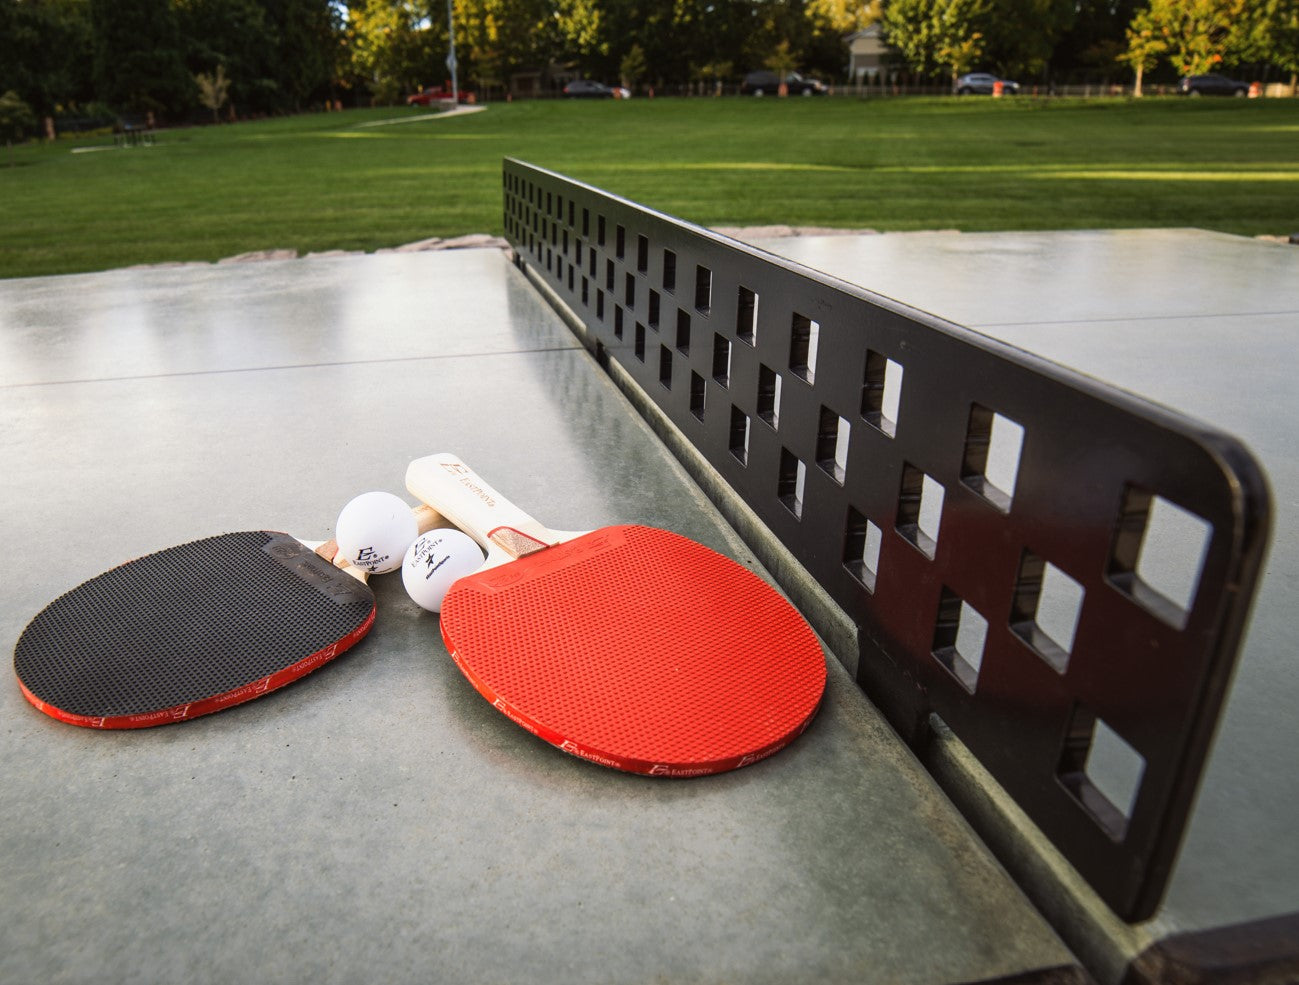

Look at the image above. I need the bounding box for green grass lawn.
[2,96,1297,278]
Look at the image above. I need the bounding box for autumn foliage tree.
[1150,0,1248,75]
[882,0,991,83]
[346,0,439,104]
[1119,5,1166,95]
[1120,0,1288,90]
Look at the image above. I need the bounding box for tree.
[1119,4,1166,95]
[885,0,1073,80]
[550,0,605,64]
[1237,0,1299,88]
[1052,0,1140,83]
[883,0,938,77]
[693,57,733,92]
[456,0,549,92]
[754,0,818,75]
[346,0,439,104]
[597,0,687,87]
[195,63,231,121]
[0,0,96,115]
[936,0,995,83]
[1140,0,1248,76]
[936,25,985,84]
[0,89,37,161]
[90,0,194,115]
[764,39,799,78]
[619,43,646,89]
[175,0,281,115]
[883,0,991,82]
[657,0,768,85]
[263,0,340,110]
[980,0,1075,78]
[803,0,881,35]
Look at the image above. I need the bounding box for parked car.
[563,80,616,99]
[954,73,1020,95]
[740,71,828,96]
[407,86,474,106]
[1177,74,1249,96]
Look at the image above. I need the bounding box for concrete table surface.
[751,228,1299,937]
[0,249,1073,984]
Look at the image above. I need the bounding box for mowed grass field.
[2,96,1297,278]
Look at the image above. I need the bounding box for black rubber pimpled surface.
[14,531,375,719]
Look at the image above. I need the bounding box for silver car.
[954,73,1020,95]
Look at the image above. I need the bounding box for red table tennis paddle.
[14,506,441,729]
[406,453,826,776]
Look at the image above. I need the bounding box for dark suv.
[740,71,828,96]
[1178,74,1249,96]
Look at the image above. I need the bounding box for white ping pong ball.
[402,529,485,612]
[335,491,419,575]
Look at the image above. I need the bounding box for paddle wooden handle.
[405,454,554,556]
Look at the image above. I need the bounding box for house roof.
[844,23,883,42]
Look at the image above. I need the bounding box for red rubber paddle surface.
[438,525,826,776]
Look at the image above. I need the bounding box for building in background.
[846,24,890,87]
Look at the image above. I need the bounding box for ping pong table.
[1,161,1294,984]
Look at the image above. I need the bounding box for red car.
[407,86,475,106]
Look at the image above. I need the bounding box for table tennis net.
[499,157,1271,924]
